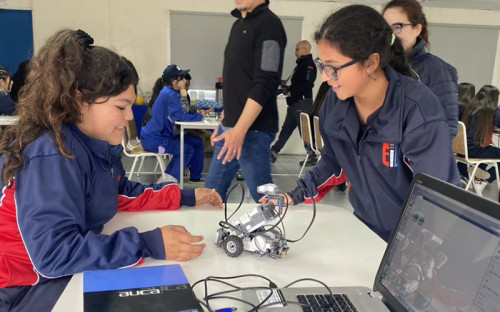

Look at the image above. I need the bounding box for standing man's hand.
[212,127,246,164]
[212,99,263,164]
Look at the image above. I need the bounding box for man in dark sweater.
[205,0,286,202]
[271,40,317,165]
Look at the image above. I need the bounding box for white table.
[53,204,386,311]
[176,119,219,188]
[0,115,18,125]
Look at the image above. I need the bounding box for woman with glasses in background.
[261,5,460,242]
[0,66,16,115]
[383,0,459,140]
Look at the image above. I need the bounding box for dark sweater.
[222,3,287,132]
[287,54,316,105]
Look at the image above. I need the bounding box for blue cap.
[162,64,190,82]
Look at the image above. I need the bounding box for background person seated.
[0,66,17,115]
[141,65,206,184]
[460,85,500,195]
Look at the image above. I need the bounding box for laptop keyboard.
[296,294,357,312]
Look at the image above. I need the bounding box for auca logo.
[118,288,161,297]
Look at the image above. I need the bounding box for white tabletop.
[0,115,18,126]
[176,119,220,130]
[53,204,386,312]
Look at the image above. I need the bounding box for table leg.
[180,126,184,189]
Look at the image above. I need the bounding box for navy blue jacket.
[290,67,461,241]
[0,123,195,287]
[141,86,202,146]
[0,93,16,115]
[409,38,459,139]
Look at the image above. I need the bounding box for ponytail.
[142,77,165,126]
[389,36,415,78]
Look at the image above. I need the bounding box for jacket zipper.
[352,128,385,233]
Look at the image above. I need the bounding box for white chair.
[313,116,323,154]
[452,121,500,195]
[122,119,170,181]
[298,113,321,178]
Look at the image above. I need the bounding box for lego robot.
[214,184,289,259]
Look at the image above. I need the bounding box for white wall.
[2,0,500,154]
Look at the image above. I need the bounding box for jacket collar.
[408,37,426,64]
[297,54,313,64]
[328,67,404,144]
[231,2,269,19]
[66,123,123,163]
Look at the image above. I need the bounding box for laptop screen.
[374,173,500,312]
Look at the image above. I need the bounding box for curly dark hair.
[314,5,413,78]
[0,29,139,186]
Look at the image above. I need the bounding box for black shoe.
[270,150,278,163]
[299,155,318,166]
[336,182,347,192]
[189,177,205,185]
[236,170,245,180]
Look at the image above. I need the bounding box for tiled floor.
[122,152,499,212]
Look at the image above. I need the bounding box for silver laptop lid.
[373,173,500,312]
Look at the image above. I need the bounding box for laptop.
[243,173,500,312]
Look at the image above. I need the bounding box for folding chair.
[298,113,320,178]
[313,116,323,153]
[122,119,170,181]
[452,121,500,195]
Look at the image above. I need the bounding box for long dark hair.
[0,29,139,185]
[477,85,499,108]
[142,76,178,126]
[458,82,475,107]
[462,91,495,146]
[382,0,430,50]
[142,78,165,126]
[315,5,413,78]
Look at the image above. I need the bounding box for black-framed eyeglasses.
[314,57,358,81]
[390,23,414,34]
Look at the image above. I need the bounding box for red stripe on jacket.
[0,181,39,288]
[304,171,347,204]
[118,184,182,212]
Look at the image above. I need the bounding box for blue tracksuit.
[140,86,204,181]
[0,123,195,310]
[409,38,459,139]
[290,67,461,241]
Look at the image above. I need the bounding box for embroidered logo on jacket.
[382,143,398,168]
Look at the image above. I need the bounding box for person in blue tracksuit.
[261,5,461,242]
[141,65,206,183]
[0,66,16,115]
[383,0,459,139]
[0,29,222,312]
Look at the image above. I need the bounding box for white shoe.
[473,178,488,196]
[157,174,177,184]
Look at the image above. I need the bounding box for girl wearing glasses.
[383,0,459,140]
[262,5,460,242]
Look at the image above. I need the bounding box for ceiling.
[282,0,500,11]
